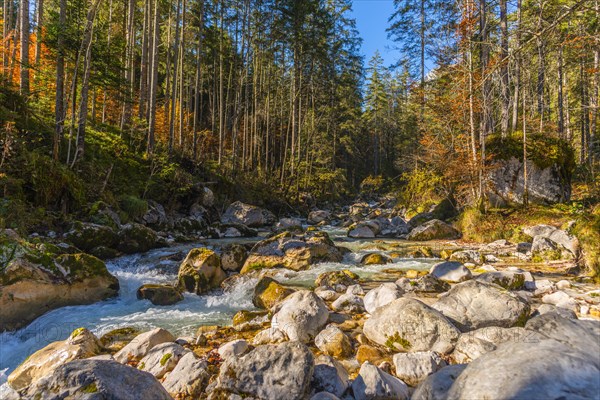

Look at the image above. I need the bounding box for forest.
[0,0,598,217]
[1,1,600,399]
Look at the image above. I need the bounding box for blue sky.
[349,0,401,69]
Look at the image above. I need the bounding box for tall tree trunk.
[139,0,150,120]
[558,44,565,137]
[511,0,522,132]
[71,0,102,167]
[169,0,182,153]
[192,0,204,160]
[218,0,224,165]
[499,0,509,137]
[536,2,545,133]
[147,0,160,156]
[35,0,43,66]
[120,0,135,131]
[53,0,66,161]
[19,0,29,96]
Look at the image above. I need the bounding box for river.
[0,227,439,389]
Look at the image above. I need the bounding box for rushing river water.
[0,228,439,388]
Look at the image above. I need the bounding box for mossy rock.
[232,310,269,331]
[117,223,158,254]
[315,270,358,288]
[252,277,295,309]
[177,248,226,295]
[65,222,118,253]
[55,253,115,281]
[361,253,392,265]
[136,284,184,306]
[100,327,142,352]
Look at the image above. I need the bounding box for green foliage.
[398,168,443,216]
[119,195,148,221]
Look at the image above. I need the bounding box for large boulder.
[214,341,314,400]
[241,231,343,273]
[136,284,183,306]
[411,365,467,400]
[114,328,175,364]
[396,275,450,293]
[312,355,350,398]
[177,247,226,294]
[487,156,571,206]
[308,210,331,225]
[432,280,530,331]
[523,224,580,257]
[351,361,409,400]
[141,200,169,230]
[408,220,460,241]
[314,325,353,358]
[429,261,472,283]
[363,283,404,314]
[221,244,248,272]
[64,222,118,252]
[446,315,600,399]
[8,328,101,391]
[23,359,172,400]
[138,342,189,379]
[393,351,446,387]
[253,277,295,309]
[0,252,119,331]
[271,290,329,343]
[474,271,525,290]
[451,326,534,363]
[116,223,158,254]
[363,298,460,355]
[161,352,210,398]
[221,201,276,227]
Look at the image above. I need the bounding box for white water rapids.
[0,230,439,389]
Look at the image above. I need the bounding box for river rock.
[331,293,365,313]
[114,328,175,363]
[523,224,579,256]
[162,352,210,398]
[451,326,534,363]
[221,244,248,272]
[429,261,472,283]
[117,223,158,254]
[177,247,226,294]
[271,290,329,343]
[432,280,530,331]
[408,219,460,241]
[8,328,101,391]
[274,217,303,232]
[531,235,557,254]
[449,250,482,265]
[136,284,183,306]
[351,361,409,400]
[0,252,119,331]
[315,325,353,358]
[218,339,249,359]
[64,222,118,252]
[411,364,467,400]
[348,224,376,238]
[446,315,600,399]
[241,231,343,272]
[474,271,525,290]
[361,253,392,265]
[99,327,141,352]
[315,286,341,301]
[311,393,341,400]
[24,359,172,400]
[312,355,350,398]
[221,201,276,227]
[142,200,169,230]
[541,290,578,311]
[315,270,358,289]
[309,210,331,225]
[215,341,314,400]
[363,298,460,354]
[393,351,446,387]
[232,310,269,331]
[363,283,404,314]
[395,275,450,293]
[253,277,295,309]
[138,342,189,379]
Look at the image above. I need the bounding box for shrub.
[119,195,148,220]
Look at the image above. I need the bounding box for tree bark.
[19,0,30,95]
